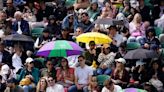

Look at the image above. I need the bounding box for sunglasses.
[48,79,53,82]
[29,62,34,64]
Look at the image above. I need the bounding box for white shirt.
[101,85,122,92]
[46,84,64,92]
[17,21,22,34]
[0,29,4,38]
[75,65,93,85]
[12,53,23,73]
[113,33,124,47]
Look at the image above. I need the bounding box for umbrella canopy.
[76,32,112,44]
[37,40,83,57]
[3,34,34,42]
[94,18,129,28]
[121,88,147,92]
[124,48,158,59]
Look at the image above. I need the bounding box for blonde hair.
[133,13,142,23]
[36,77,48,92]
[88,76,98,91]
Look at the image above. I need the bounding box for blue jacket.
[62,14,78,32]
[12,19,30,35]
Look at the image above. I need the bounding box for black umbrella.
[3,34,34,42]
[94,18,129,28]
[3,34,34,51]
[124,48,158,59]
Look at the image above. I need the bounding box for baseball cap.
[102,44,110,49]
[1,64,10,75]
[115,58,126,64]
[25,57,34,64]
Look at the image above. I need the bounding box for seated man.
[68,55,93,92]
[78,12,92,32]
[12,11,30,35]
[41,60,56,78]
[46,76,64,92]
[5,78,23,92]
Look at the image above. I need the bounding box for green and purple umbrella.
[37,40,83,57]
[121,88,147,92]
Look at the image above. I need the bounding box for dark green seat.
[154,27,163,37]
[34,58,45,68]
[126,42,141,50]
[97,75,110,86]
[161,43,164,48]
[65,0,76,7]
[31,28,44,38]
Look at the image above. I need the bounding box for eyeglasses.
[48,79,53,82]
[29,62,34,64]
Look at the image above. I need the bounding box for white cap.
[1,64,10,75]
[25,58,34,64]
[115,58,126,64]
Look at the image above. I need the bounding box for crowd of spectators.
[0,0,164,92]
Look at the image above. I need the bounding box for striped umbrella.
[121,88,147,92]
[37,40,83,57]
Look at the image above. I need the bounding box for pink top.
[129,22,145,37]
[56,68,74,82]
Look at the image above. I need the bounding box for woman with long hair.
[87,2,100,22]
[36,77,48,92]
[127,13,148,44]
[56,58,74,91]
[111,58,130,88]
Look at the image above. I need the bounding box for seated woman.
[144,27,160,49]
[97,44,115,75]
[56,58,74,91]
[111,58,130,88]
[127,13,148,45]
[36,77,48,92]
[62,14,78,33]
[88,76,100,92]
[87,1,100,22]
[130,60,148,87]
